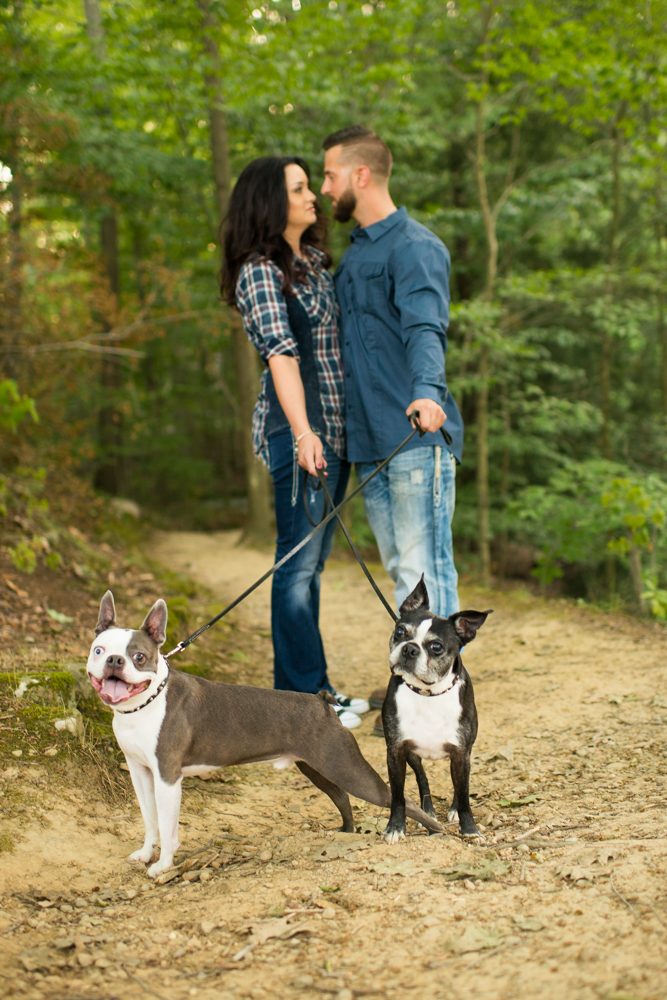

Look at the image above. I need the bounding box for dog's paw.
[146,858,174,878]
[128,847,156,865]
[447,807,459,824]
[462,831,486,844]
[385,826,406,845]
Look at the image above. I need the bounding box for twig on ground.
[173,837,214,862]
[515,826,541,842]
[610,873,636,917]
[461,941,512,971]
[121,965,174,1000]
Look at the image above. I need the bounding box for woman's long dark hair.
[221,156,331,307]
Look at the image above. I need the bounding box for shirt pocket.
[356,262,386,315]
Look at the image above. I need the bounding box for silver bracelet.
[295,429,318,444]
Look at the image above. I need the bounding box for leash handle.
[302,468,329,528]
[408,409,454,448]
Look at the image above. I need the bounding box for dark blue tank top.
[264,295,325,441]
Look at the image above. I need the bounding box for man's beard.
[332,185,356,223]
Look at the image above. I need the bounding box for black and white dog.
[382,578,491,844]
[87,591,444,876]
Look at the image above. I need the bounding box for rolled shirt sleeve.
[236,259,300,362]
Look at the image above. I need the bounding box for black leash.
[165,412,453,658]
[303,411,453,624]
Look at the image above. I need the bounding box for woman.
[221,156,368,729]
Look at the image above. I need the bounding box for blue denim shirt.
[334,207,463,464]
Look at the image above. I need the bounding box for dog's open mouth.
[89,674,151,705]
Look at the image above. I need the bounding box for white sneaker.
[332,690,370,715]
[333,705,362,729]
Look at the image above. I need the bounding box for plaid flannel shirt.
[236,248,345,465]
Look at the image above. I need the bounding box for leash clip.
[164,642,184,660]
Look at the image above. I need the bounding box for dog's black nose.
[106,654,126,669]
[401,642,420,660]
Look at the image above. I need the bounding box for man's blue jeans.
[268,427,350,693]
[358,445,459,619]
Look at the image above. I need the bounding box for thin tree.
[198,0,272,546]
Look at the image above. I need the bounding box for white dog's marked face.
[88,591,168,707]
[87,627,157,706]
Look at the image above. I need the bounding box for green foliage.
[8,539,38,574]
[510,462,667,611]
[0,381,38,433]
[641,574,667,620]
[1,0,667,614]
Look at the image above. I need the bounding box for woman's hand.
[297,430,327,476]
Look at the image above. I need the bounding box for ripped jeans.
[357,445,459,619]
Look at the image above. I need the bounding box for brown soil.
[1,529,667,1000]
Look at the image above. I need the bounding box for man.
[321,125,463,630]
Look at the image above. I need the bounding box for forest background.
[1,0,667,616]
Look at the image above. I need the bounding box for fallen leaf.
[432,858,510,882]
[513,916,544,932]
[233,918,315,961]
[499,795,538,807]
[47,608,74,625]
[449,925,504,954]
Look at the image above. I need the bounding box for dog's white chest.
[395,682,462,760]
[113,697,166,768]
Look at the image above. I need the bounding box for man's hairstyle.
[322,126,393,181]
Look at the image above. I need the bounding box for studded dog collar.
[403,675,460,698]
[115,668,169,714]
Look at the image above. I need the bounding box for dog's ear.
[451,609,493,644]
[399,575,430,616]
[140,599,168,646]
[95,591,118,636]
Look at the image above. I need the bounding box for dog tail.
[308,719,445,834]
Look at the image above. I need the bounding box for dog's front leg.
[406,750,436,819]
[147,775,182,878]
[449,750,480,837]
[125,758,159,865]
[385,743,408,845]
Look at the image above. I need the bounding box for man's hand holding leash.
[406,398,446,434]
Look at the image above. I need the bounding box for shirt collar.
[350,206,407,243]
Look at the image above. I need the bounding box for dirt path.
[2,530,667,1000]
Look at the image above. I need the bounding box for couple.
[221,126,463,729]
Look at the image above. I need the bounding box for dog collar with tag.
[115,669,169,714]
[403,675,459,698]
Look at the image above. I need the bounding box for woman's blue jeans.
[357,444,459,619]
[268,427,350,693]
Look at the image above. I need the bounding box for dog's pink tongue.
[101,677,132,703]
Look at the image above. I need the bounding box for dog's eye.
[430,642,444,654]
[94,647,103,656]
[395,625,406,638]
[134,653,146,664]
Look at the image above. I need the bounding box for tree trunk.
[198,1,272,545]
[3,144,22,380]
[83,0,123,495]
[472,39,494,587]
[601,127,622,460]
[655,182,667,422]
[94,210,123,494]
[476,344,491,587]
[628,540,646,613]
[498,383,510,581]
